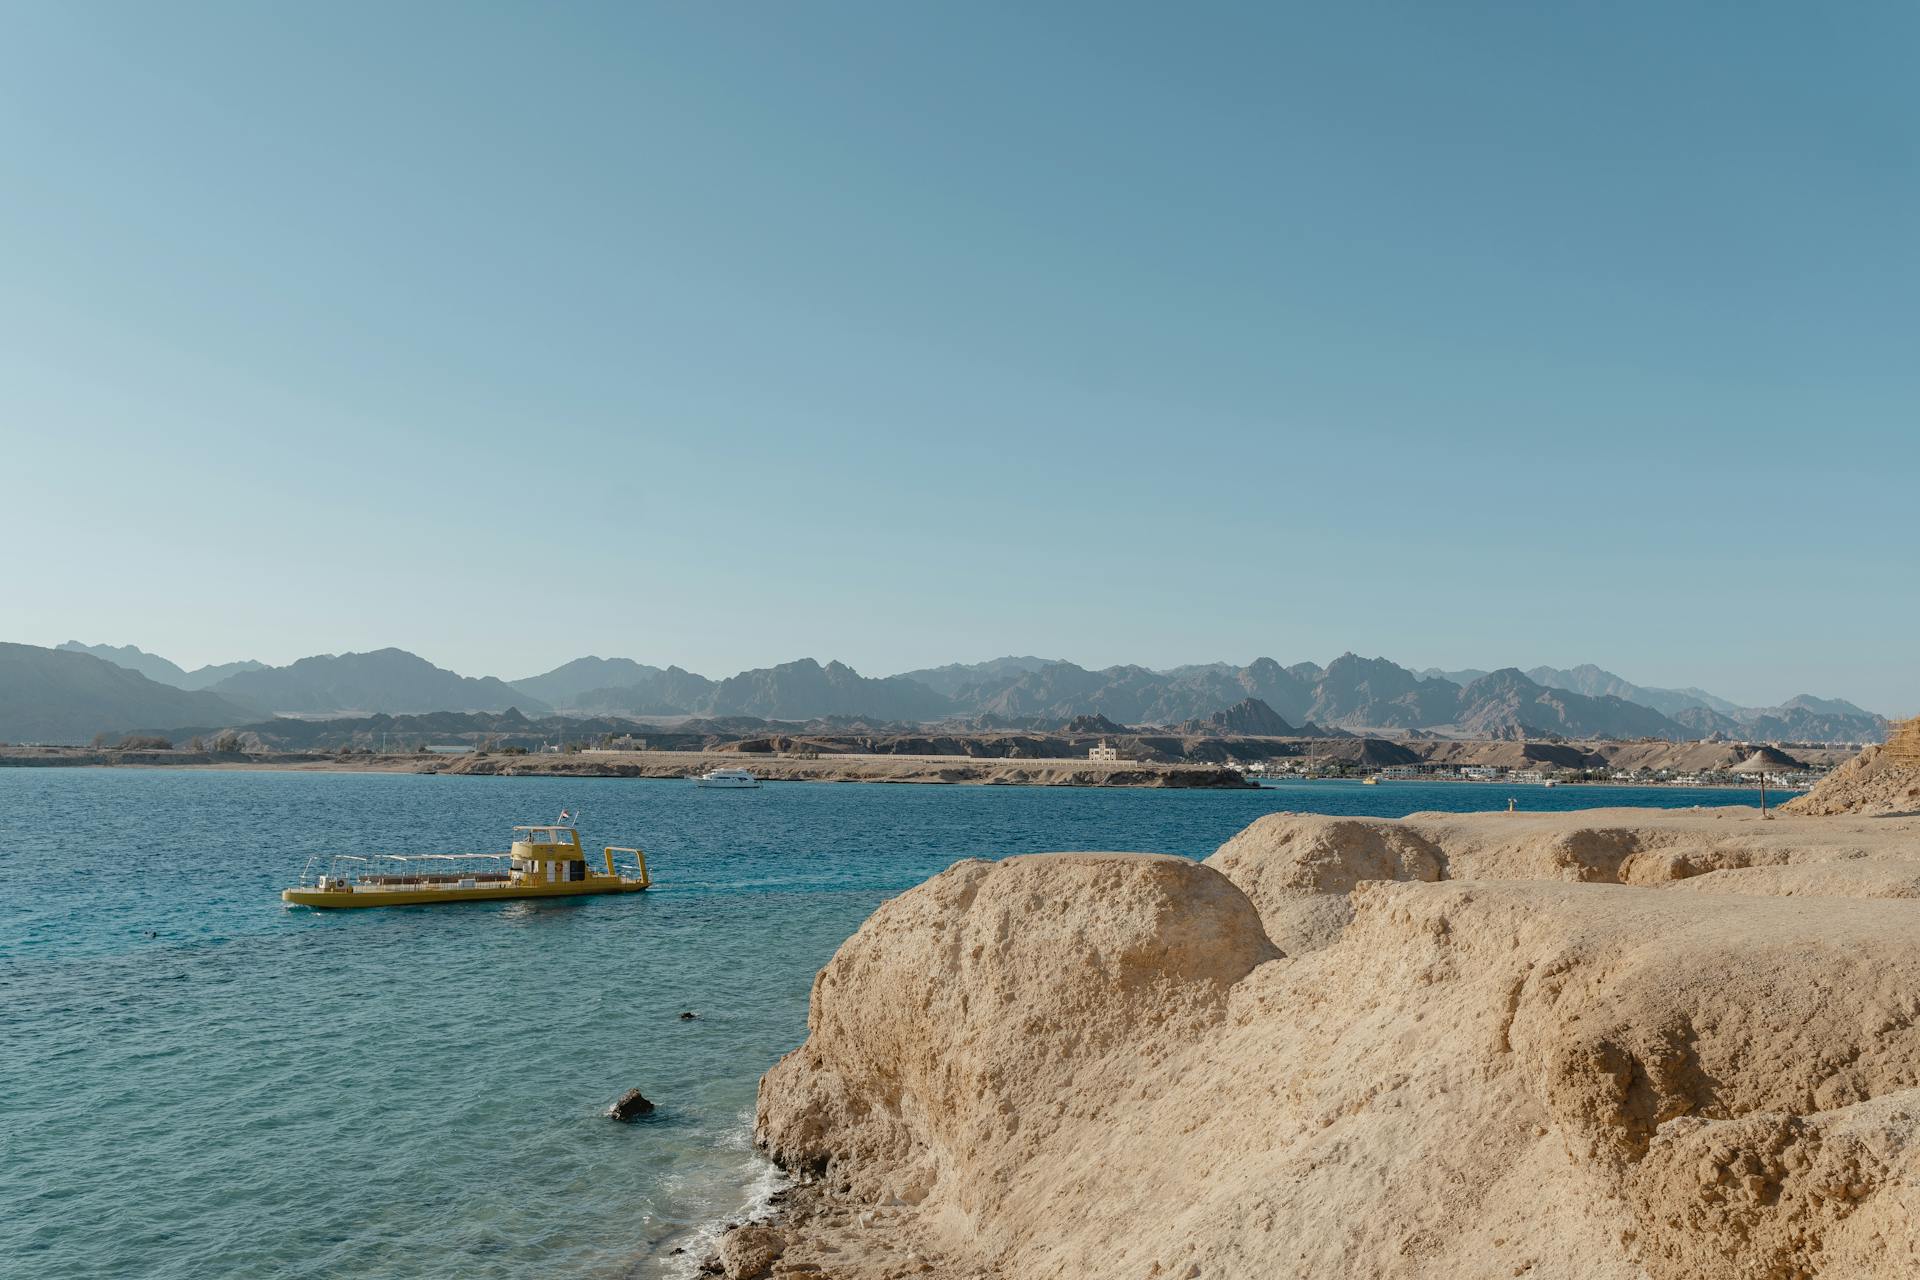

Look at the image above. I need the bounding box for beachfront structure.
[584,734,644,753]
[1089,740,1120,762]
[1888,717,1920,763]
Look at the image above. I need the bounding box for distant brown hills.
[2,641,1890,746]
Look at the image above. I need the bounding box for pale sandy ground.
[724,758,1920,1280]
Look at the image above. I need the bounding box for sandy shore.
[0,746,1254,789]
[433,749,1253,788]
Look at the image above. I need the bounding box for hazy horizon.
[4,4,1915,714]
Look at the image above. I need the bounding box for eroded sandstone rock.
[718,1225,785,1279]
[756,809,1920,1279]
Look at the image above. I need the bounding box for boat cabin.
[512,825,592,883]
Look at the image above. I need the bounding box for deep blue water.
[0,770,1781,1278]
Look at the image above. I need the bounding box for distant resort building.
[584,734,644,753]
[1366,763,1530,782]
[1089,739,1120,762]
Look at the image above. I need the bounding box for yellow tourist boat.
[282,820,651,909]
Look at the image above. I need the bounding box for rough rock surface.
[750,806,1920,1279]
[1785,744,1920,817]
[717,1224,785,1279]
[1208,813,1443,951]
[758,853,1277,1206]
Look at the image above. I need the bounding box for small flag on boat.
[557,808,572,825]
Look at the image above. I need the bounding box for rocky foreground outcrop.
[748,806,1920,1279]
[1784,745,1920,817]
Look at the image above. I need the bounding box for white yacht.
[694,767,761,789]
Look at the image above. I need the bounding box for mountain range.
[1524,664,1762,719]
[894,656,1059,699]
[4,641,1892,746]
[57,641,265,691]
[2,644,260,743]
[211,649,549,716]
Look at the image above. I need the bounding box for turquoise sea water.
[0,770,1785,1279]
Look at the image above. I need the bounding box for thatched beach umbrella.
[1734,750,1785,817]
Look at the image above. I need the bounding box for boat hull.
[282,877,650,909]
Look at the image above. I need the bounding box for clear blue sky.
[2,2,1914,712]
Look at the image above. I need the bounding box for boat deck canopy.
[373,852,510,862]
[513,826,581,847]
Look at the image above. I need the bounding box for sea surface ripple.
[0,769,1779,1278]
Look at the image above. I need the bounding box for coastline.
[0,744,1809,793]
[1255,774,1806,794]
[0,745,1256,789]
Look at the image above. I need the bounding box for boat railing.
[603,846,651,887]
[291,853,373,892]
[362,852,513,886]
[298,851,514,889]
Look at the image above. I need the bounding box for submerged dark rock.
[608,1088,655,1120]
[679,1010,699,1020]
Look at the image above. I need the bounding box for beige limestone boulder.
[718,1224,785,1279]
[755,810,1920,1279]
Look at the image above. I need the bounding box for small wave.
[654,1115,788,1279]
[734,1155,789,1223]
[716,1107,756,1152]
